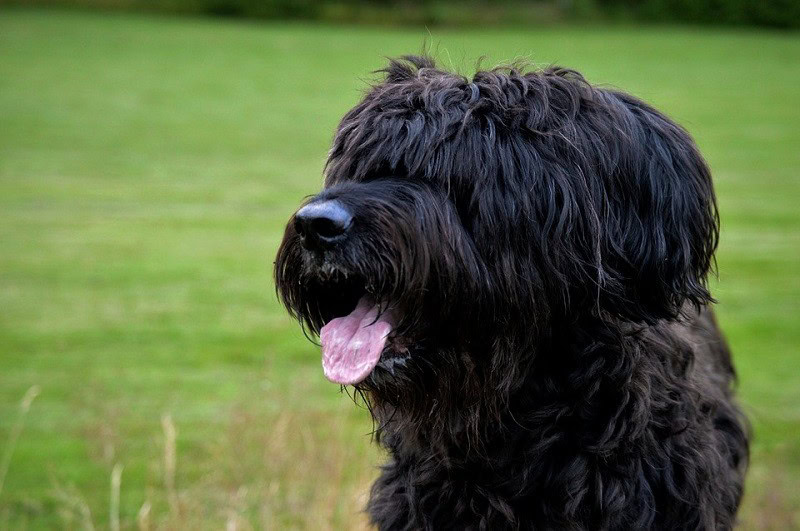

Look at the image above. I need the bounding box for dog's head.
[275,56,718,394]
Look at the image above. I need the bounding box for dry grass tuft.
[0,386,40,500]
[39,401,378,528]
[161,414,180,522]
[110,463,123,531]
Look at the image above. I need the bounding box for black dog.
[275,56,749,530]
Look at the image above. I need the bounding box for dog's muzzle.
[290,197,396,386]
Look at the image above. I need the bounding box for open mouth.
[313,273,396,385]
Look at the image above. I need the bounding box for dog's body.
[276,57,749,529]
[367,306,746,530]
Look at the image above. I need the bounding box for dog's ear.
[599,91,719,322]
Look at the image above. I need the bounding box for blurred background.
[0,0,798,528]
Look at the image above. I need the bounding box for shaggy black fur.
[274,56,749,530]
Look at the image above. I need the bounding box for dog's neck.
[371,317,692,471]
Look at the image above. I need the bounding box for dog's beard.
[275,237,408,387]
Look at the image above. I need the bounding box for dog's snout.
[294,200,353,248]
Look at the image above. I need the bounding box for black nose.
[294,200,353,249]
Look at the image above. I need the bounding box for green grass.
[1,8,799,529]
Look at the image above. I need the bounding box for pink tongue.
[319,297,393,385]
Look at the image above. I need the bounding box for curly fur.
[274,56,749,530]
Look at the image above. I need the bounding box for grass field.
[0,8,798,529]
